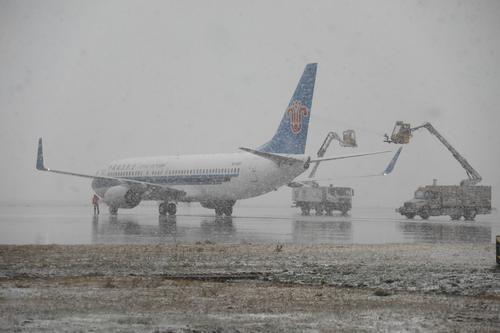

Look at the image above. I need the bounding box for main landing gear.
[159,202,177,216]
[200,200,235,217]
[213,201,235,217]
[160,200,235,217]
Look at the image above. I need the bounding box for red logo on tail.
[287,101,309,134]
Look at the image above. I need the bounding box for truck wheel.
[166,203,177,216]
[464,209,476,221]
[405,213,415,219]
[419,211,430,220]
[450,214,461,221]
[315,204,323,215]
[341,207,349,216]
[301,206,310,216]
[325,208,333,216]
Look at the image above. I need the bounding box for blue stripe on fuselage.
[93,173,238,188]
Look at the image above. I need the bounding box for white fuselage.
[92,152,308,203]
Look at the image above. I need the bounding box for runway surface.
[1,203,498,245]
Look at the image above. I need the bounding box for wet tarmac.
[1,204,498,245]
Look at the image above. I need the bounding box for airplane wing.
[289,147,402,186]
[381,146,403,176]
[239,147,390,165]
[36,138,185,196]
[340,146,403,178]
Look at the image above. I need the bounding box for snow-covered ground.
[0,243,499,332]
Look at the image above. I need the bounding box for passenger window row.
[108,167,240,178]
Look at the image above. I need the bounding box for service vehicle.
[293,185,353,215]
[386,121,492,220]
[397,180,491,220]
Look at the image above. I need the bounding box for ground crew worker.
[92,194,100,215]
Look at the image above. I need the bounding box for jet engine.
[103,185,142,209]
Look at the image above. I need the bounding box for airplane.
[36,63,390,217]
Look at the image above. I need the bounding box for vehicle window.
[415,190,425,199]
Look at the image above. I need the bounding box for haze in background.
[1,0,499,209]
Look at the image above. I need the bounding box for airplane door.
[248,165,258,182]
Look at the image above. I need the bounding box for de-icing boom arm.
[410,122,482,186]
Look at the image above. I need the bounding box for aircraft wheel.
[222,205,233,216]
[215,207,223,216]
[167,203,177,216]
[109,206,118,215]
[159,203,167,216]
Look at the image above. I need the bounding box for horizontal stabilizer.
[239,147,305,165]
[309,150,391,163]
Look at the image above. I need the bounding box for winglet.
[383,147,402,175]
[36,138,47,171]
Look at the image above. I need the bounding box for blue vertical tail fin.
[259,63,317,155]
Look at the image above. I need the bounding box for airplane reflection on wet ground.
[0,204,498,245]
[91,215,238,245]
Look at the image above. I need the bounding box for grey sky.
[1,0,499,208]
